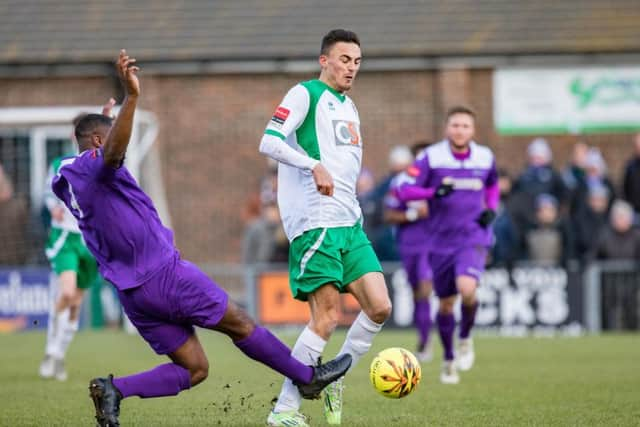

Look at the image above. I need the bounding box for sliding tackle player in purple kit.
[51,50,351,426]
[396,106,498,385]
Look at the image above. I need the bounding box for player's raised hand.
[312,163,334,196]
[101,97,117,118]
[115,49,140,97]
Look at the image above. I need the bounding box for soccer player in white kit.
[259,29,392,426]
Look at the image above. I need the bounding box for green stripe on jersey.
[265,129,286,140]
[296,80,326,161]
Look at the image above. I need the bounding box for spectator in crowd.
[242,160,278,226]
[584,148,615,203]
[622,133,640,215]
[562,141,588,215]
[569,147,615,218]
[0,163,29,265]
[524,194,573,266]
[0,163,12,202]
[357,167,376,237]
[491,169,519,266]
[511,138,567,236]
[572,185,611,262]
[589,200,640,261]
[242,201,289,264]
[361,145,413,261]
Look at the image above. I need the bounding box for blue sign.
[0,268,52,332]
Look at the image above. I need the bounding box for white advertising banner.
[494,67,640,135]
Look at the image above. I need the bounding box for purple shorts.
[117,256,229,355]
[399,247,433,288]
[429,246,487,298]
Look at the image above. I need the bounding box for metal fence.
[584,260,640,332]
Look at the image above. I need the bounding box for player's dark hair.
[74,114,113,143]
[72,113,88,127]
[321,29,360,55]
[445,105,476,122]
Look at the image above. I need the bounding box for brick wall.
[1,69,635,262]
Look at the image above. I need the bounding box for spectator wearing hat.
[523,194,573,266]
[572,185,611,262]
[562,142,589,215]
[589,200,640,262]
[572,147,616,216]
[511,138,567,245]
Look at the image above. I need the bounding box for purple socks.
[459,302,478,339]
[414,299,432,351]
[436,312,455,361]
[234,325,313,384]
[113,363,191,399]
[112,326,314,400]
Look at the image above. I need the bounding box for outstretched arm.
[103,50,140,168]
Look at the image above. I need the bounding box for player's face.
[319,42,362,92]
[446,113,475,150]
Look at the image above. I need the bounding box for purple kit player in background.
[384,141,453,363]
[52,50,351,427]
[396,106,499,385]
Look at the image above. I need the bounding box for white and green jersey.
[45,156,80,233]
[262,79,363,241]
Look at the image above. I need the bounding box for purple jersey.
[52,149,177,290]
[385,172,428,249]
[408,140,497,252]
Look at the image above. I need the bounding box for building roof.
[1,0,639,64]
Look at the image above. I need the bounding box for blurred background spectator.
[572,185,611,263]
[360,145,414,261]
[589,200,640,262]
[242,201,289,265]
[511,138,567,241]
[491,169,519,267]
[523,194,573,266]
[623,133,640,218]
[0,163,29,264]
[562,141,588,216]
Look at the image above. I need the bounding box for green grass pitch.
[0,330,638,426]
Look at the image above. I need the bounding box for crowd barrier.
[1,261,638,333]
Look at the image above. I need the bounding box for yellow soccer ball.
[369,347,422,399]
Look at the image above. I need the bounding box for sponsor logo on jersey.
[270,106,290,128]
[444,176,484,190]
[333,120,361,147]
[328,101,335,111]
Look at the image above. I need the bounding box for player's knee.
[216,302,256,340]
[457,276,477,295]
[58,290,74,305]
[367,300,392,324]
[190,360,209,386]
[415,284,432,300]
[439,299,455,314]
[313,312,340,337]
